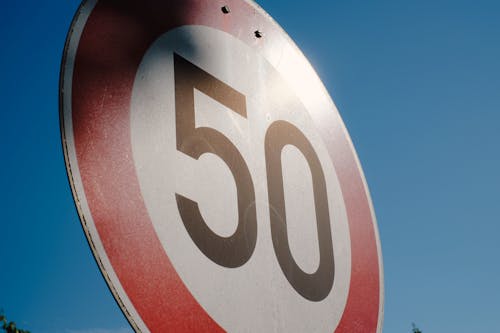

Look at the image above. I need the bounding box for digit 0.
[265,121,334,302]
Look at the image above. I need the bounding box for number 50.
[173,54,334,302]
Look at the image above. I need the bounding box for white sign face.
[131,25,351,332]
[61,1,383,332]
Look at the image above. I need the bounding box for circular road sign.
[60,0,384,332]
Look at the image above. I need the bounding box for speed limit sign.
[60,0,383,332]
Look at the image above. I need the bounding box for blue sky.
[1,0,499,332]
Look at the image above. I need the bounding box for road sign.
[60,0,383,332]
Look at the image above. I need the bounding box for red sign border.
[60,0,384,332]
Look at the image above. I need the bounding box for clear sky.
[1,0,499,332]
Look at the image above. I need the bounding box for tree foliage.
[0,312,30,333]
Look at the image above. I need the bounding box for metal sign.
[60,0,383,332]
